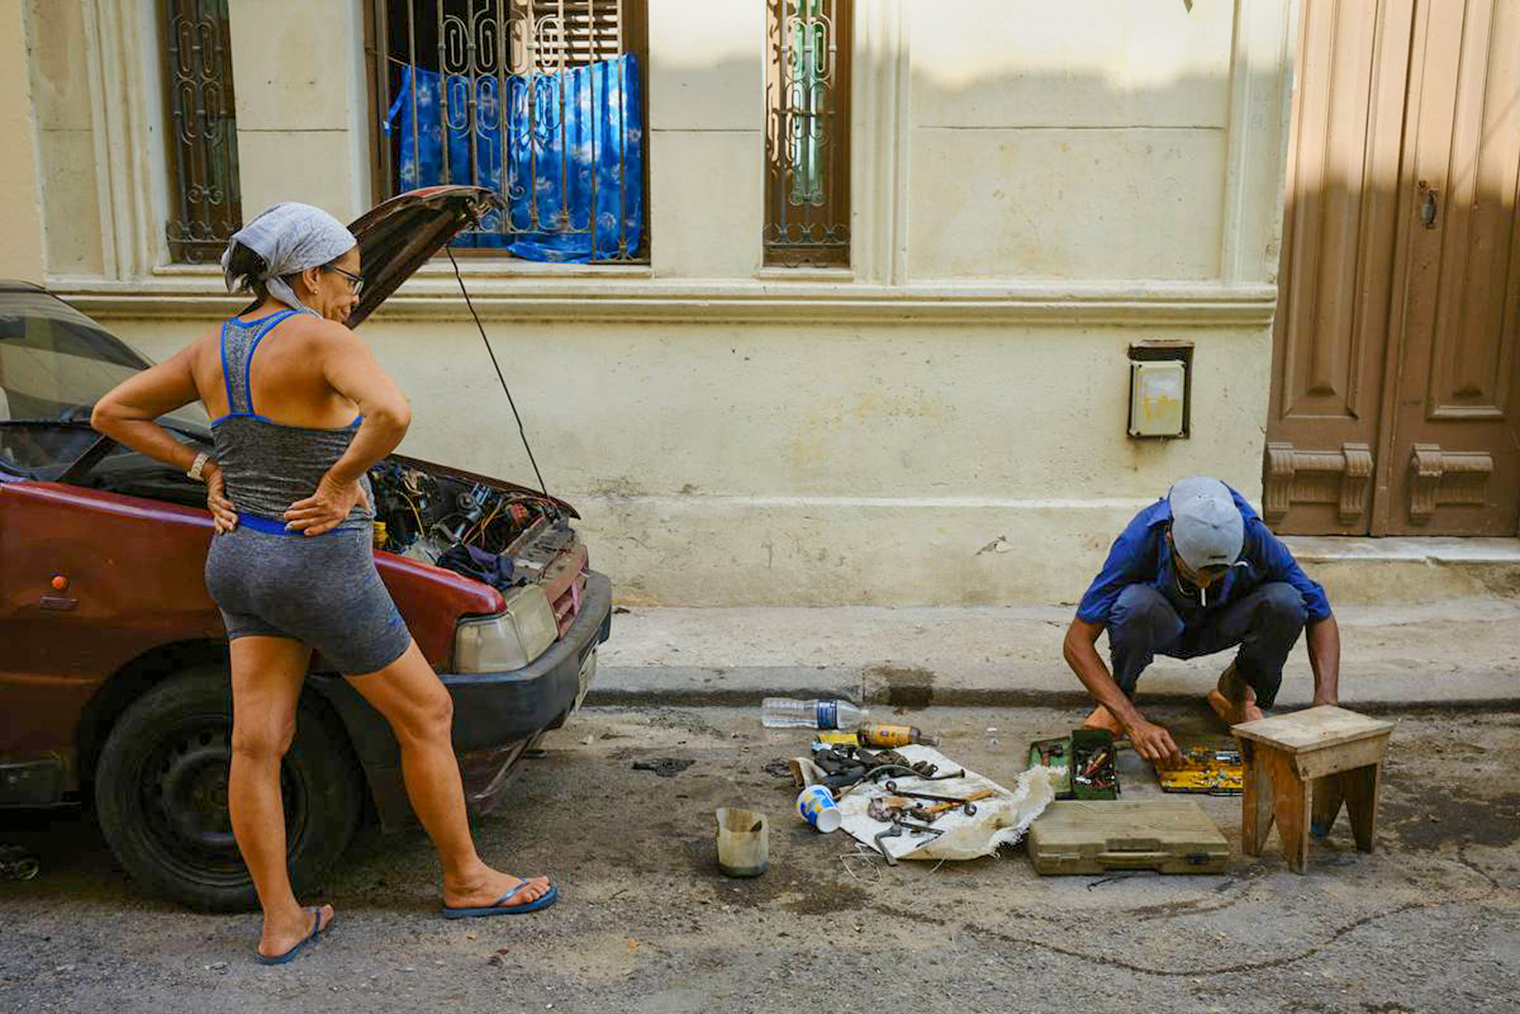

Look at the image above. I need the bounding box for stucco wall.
[13,0,1298,607]
[0,0,45,282]
[226,0,372,222]
[909,0,1236,280]
[107,309,1275,607]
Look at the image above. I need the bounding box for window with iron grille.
[369,0,649,263]
[765,0,850,267]
[162,0,244,265]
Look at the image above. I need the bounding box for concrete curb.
[585,665,1520,713]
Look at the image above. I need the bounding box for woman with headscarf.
[91,203,555,965]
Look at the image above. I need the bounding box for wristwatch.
[186,452,210,482]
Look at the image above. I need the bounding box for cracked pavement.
[2,704,1516,1013]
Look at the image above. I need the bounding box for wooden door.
[1376,0,1520,534]
[1266,0,1520,535]
[1264,0,1414,535]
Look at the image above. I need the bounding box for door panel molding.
[1277,0,1383,422]
[1419,0,1517,424]
[1264,441,1375,526]
[1408,444,1494,524]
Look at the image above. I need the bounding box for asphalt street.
[2,703,1516,1013]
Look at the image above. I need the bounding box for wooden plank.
[1234,705,1395,752]
[1239,740,1276,857]
[1311,772,1346,838]
[1345,762,1383,852]
[1293,733,1392,779]
[1265,748,1311,873]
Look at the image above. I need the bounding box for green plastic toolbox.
[1027,799,1229,875]
[1027,729,1119,800]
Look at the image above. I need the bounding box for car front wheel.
[95,663,363,912]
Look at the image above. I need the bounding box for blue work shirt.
[1076,485,1332,628]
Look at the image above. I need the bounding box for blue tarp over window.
[384,54,644,262]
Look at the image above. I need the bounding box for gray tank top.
[211,309,374,535]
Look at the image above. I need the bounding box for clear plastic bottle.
[761,698,869,730]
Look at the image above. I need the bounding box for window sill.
[147,260,655,281]
[412,259,654,280]
[755,266,856,283]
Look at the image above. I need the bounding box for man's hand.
[205,464,238,534]
[1064,617,1182,765]
[284,474,371,536]
[1126,718,1183,769]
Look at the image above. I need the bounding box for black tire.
[95,663,364,912]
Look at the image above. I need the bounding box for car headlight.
[453,585,557,672]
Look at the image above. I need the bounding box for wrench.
[882,784,993,814]
[873,822,904,866]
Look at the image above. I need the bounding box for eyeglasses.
[324,264,364,295]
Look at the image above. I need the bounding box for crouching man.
[1062,476,1340,767]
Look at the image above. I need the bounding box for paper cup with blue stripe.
[795,785,842,833]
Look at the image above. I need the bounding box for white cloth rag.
[835,745,1057,862]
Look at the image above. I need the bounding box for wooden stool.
[1232,705,1395,874]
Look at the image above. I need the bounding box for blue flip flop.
[442,876,559,919]
[255,906,326,966]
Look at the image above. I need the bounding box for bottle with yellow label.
[856,723,938,748]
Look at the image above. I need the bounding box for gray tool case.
[1027,799,1229,875]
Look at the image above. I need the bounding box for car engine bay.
[368,459,557,565]
[72,441,572,592]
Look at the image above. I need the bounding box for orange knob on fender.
[51,575,68,591]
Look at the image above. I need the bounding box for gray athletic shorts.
[205,520,412,676]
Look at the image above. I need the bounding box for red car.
[0,188,611,910]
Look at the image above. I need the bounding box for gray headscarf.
[221,202,357,317]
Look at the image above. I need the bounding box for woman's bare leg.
[228,636,334,956]
[345,641,550,908]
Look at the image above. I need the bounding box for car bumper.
[442,570,611,751]
[314,570,612,829]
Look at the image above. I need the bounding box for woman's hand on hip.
[205,464,239,534]
[284,473,371,536]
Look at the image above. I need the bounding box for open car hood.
[345,186,502,328]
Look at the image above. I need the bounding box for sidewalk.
[588,598,1520,711]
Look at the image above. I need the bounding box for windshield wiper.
[59,433,118,484]
[56,422,210,486]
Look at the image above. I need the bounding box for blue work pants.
[1106,582,1307,709]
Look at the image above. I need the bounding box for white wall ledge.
[50,273,1276,326]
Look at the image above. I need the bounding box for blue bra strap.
[242,309,301,416]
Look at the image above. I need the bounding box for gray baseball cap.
[1168,476,1244,571]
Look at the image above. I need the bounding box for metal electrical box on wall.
[1128,342,1193,439]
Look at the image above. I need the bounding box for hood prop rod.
[446,247,549,498]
